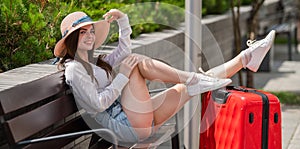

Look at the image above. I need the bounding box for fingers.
[119,55,139,78]
[103,12,112,23]
[103,13,117,23]
[124,55,138,68]
[103,9,125,23]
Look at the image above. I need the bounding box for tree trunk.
[0,59,7,73]
[246,0,265,88]
[230,0,243,86]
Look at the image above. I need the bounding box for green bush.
[270,91,300,105]
[119,2,184,38]
[0,0,75,72]
[202,0,252,16]
[203,0,230,15]
[241,0,252,5]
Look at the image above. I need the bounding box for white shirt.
[64,15,132,116]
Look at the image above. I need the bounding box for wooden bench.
[0,70,180,148]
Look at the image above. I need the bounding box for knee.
[129,53,150,62]
[128,54,151,72]
[174,84,187,91]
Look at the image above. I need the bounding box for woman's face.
[77,24,95,52]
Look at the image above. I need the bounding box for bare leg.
[152,84,191,128]
[121,66,154,140]
[132,54,191,83]
[149,54,245,128]
[205,30,276,78]
[205,53,243,78]
[122,69,192,138]
[121,54,231,140]
[147,53,243,136]
[121,55,193,140]
[134,54,231,96]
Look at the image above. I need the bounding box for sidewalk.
[232,44,300,149]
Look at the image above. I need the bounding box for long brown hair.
[58,28,112,83]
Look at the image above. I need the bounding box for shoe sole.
[188,79,232,96]
[200,79,232,93]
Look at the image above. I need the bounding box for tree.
[246,0,265,88]
[230,0,243,86]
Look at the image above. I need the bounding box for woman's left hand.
[103,9,125,23]
[119,55,139,78]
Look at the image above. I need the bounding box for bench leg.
[171,134,180,149]
[89,133,113,149]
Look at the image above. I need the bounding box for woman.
[54,9,275,143]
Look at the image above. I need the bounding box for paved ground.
[231,43,300,149]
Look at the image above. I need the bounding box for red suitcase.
[199,86,282,149]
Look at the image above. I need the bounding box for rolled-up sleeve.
[65,62,129,114]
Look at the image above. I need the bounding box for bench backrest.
[0,71,89,148]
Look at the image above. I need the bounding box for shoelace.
[198,68,215,77]
[198,68,218,82]
[246,39,257,47]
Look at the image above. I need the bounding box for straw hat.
[54,11,110,58]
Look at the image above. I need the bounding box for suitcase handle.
[211,88,230,104]
[227,86,250,92]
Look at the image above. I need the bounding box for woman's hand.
[103,9,125,23]
[119,55,139,78]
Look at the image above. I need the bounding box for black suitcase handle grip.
[211,88,230,104]
[226,86,250,92]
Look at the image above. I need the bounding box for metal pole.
[18,129,118,149]
[184,0,202,148]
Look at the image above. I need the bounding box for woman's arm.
[65,55,138,115]
[65,61,129,114]
[103,9,133,67]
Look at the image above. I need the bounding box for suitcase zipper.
[248,90,269,149]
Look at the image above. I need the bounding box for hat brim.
[54,20,110,58]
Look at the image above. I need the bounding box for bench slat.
[4,94,78,143]
[0,71,66,115]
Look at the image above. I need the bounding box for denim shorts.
[94,99,139,143]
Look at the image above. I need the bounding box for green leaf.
[21,22,30,32]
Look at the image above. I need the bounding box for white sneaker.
[186,73,232,96]
[245,30,276,72]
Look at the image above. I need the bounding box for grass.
[274,36,298,44]
[269,91,300,105]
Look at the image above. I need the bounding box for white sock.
[241,50,252,68]
[185,72,196,85]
